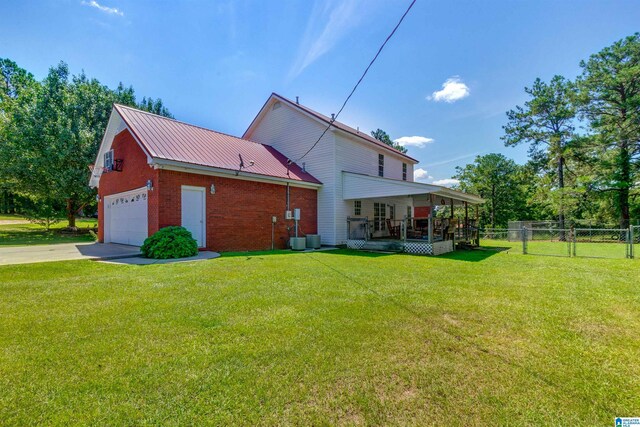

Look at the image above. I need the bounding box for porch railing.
[347,217,370,240]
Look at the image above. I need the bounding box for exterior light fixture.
[210,184,216,194]
[146,179,153,191]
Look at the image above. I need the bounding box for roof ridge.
[270,93,418,162]
[114,103,264,147]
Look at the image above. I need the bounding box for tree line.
[0,59,171,228]
[455,33,639,229]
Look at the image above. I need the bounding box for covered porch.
[342,172,484,255]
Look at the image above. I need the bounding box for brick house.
[91,95,482,254]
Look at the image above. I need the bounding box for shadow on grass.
[220,248,392,259]
[435,247,507,262]
[0,228,95,246]
[221,247,513,261]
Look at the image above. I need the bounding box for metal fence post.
[522,226,527,254]
[572,227,576,257]
[629,226,634,259]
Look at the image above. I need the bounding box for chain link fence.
[572,228,630,259]
[526,228,572,257]
[481,226,638,259]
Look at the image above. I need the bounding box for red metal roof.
[114,104,321,185]
[258,94,418,163]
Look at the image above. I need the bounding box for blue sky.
[1,0,639,185]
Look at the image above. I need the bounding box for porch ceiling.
[342,171,484,205]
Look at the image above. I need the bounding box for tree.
[578,33,640,228]
[0,58,172,228]
[370,128,408,153]
[502,75,578,231]
[454,153,537,228]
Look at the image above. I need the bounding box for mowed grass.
[1,249,639,425]
[0,219,97,246]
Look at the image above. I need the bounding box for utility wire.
[294,0,418,163]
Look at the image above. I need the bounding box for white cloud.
[432,178,460,187]
[81,0,123,16]
[393,136,434,148]
[414,168,431,182]
[428,77,469,103]
[288,0,364,80]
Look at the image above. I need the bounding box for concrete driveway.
[0,242,141,266]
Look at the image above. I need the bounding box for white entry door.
[104,187,148,246]
[181,186,206,247]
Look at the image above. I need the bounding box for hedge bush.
[141,226,198,259]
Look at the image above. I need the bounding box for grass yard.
[1,248,639,425]
[0,219,97,246]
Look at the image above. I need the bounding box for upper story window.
[353,200,361,216]
[378,154,384,177]
[402,163,407,181]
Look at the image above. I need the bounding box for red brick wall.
[97,129,158,242]
[157,169,318,252]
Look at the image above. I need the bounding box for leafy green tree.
[454,153,537,228]
[0,59,39,213]
[370,128,408,153]
[577,33,640,228]
[502,75,578,231]
[0,58,172,228]
[23,197,63,230]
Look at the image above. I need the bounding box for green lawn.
[1,248,639,425]
[0,219,97,246]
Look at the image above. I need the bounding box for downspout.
[286,183,290,211]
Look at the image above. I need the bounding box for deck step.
[361,241,404,253]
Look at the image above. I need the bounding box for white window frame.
[374,202,386,231]
[104,149,114,171]
[353,200,362,216]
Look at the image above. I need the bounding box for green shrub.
[141,226,198,259]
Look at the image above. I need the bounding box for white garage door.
[105,187,148,246]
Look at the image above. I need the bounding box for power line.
[294,0,418,163]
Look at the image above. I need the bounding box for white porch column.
[428,194,433,244]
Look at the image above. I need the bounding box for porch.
[342,172,483,256]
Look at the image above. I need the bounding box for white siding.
[334,134,417,243]
[335,132,413,181]
[245,97,422,245]
[245,101,338,244]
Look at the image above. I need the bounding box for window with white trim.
[378,154,384,177]
[402,163,407,181]
[353,200,361,216]
[374,202,386,231]
[104,149,114,171]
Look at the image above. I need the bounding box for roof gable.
[244,93,418,163]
